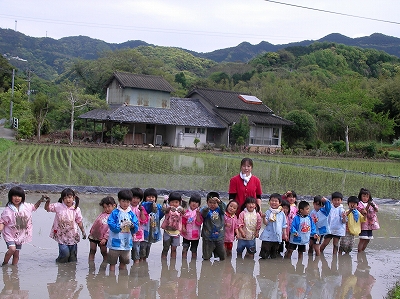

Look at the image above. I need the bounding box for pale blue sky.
[0,0,399,52]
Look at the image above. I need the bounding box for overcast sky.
[1,0,399,53]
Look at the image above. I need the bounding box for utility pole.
[26,68,32,101]
[9,69,15,125]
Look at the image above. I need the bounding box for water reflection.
[47,263,83,299]
[0,197,398,298]
[0,267,28,299]
[129,262,158,298]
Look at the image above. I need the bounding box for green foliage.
[236,136,245,146]
[331,140,346,154]
[385,282,400,299]
[362,142,378,158]
[0,55,14,92]
[193,137,200,148]
[136,46,217,76]
[175,72,187,88]
[106,124,129,143]
[231,115,250,145]
[283,110,316,147]
[393,138,400,147]
[0,138,15,152]
[2,33,400,148]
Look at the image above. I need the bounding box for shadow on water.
[0,194,399,298]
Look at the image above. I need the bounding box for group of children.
[0,185,379,270]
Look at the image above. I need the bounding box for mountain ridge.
[2,28,400,80]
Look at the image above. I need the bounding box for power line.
[264,0,400,25]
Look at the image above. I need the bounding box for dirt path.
[0,124,15,140]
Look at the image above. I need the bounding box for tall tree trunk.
[345,125,349,152]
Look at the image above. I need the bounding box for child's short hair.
[99,196,116,206]
[189,192,201,205]
[241,197,260,213]
[286,190,297,198]
[143,188,158,201]
[269,193,282,203]
[168,191,182,203]
[358,188,372,201]
[281,199,290,210]
[331,191,343,200]
[226,199,239,209]
[313,195,324,206]
[131,187,143,200]
[298,200,309,211]
[118,189,133,201]
[206,191,220,201]
[240,157,253,167]
[7,186,26,206]
[59,188,79,209]
[347,196,359,204]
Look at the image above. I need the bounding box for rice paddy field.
[0,143,399,200]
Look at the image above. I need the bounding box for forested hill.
[1,27,400,80]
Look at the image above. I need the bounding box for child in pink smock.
[284,191,298,229]
[45,188,87,263]
[181,193,203,258]
[88,196,116,262]
[0,186,46,265]
[357,188,379,252]
[130,188,149,264]
[224,199,239,256]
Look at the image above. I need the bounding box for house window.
[197,128,205,134]
[184,127,196,134]
[250,126,279,146]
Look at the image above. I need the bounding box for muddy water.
[0,194,399,299]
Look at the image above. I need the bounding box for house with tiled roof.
[187,88,293,151]
[79,72,292,150]
[80,72,225,147]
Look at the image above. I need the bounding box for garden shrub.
[362,142,377,158]
[331,140,346,154]
[393,138,400,147]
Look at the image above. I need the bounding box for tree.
[59,81,106,143]
[315,78,386,151]
[283,110,316,147]
[32,93,51,141]
[231,115,250,146]
[175,72,187,88]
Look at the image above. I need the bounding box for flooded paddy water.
[1,145,400,297]
[0,193,399,299]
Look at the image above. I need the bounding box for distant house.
[79,72,292,150]
[80,72,224,147]
[187,88,293,151]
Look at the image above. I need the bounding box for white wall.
[175,126,207,148]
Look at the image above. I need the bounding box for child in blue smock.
[308,195,331,256]
[286,200,317,260]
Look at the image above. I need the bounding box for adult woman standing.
[228,158,263,215]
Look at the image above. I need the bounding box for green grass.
[1,144,399,199]
[386,282,400,299]
[389,151,400,159]
[0,138,15,152]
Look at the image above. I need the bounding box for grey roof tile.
[79,98,225,128]
[215,109,294,126]
[187,88,273,113]
[105,71,175,92]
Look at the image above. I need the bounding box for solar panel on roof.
[239,94,262,104]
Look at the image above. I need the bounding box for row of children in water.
[0,186,378,270]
